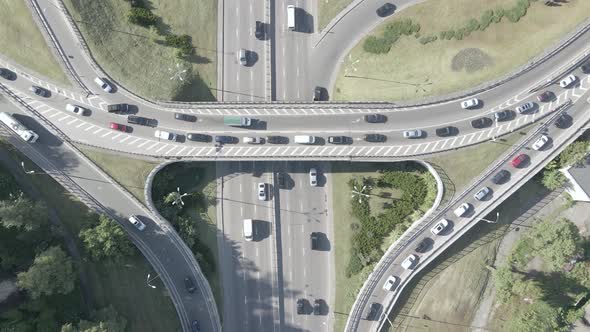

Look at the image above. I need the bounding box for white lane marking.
[101,131,112,138]
[146,142,160,150]
[402,145,412,155]
[187,147,196,155]
[477,130,486,141]
[129,138,143,145]
[449,136,458,147]
[93,128,103,134]
[175,147,187,156]
[111,133,122,140]
[75,122,86,128]
[84,124,95,131]
[165,146,177,155]
[58,114,70,121]
[67,118,78,125]
[459,135,467,146]
[119,136,131,143]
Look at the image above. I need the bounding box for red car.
[511,153,528,168]
[109,122,129,132]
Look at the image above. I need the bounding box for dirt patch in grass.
[334,0,590,101]
[317,0,353,31]
[63,0,217,101]
[451,48,494,73]
[0,0,69,84]
[76,146,159,204]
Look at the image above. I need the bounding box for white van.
[243,219,253,241]
[294,135,315,144]
[287,5,296,30]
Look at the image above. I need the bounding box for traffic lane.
[361,103,584,326]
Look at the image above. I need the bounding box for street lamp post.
[21,161,41,175]
[146,273,160,289]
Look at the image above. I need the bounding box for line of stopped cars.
[365,107,567,321]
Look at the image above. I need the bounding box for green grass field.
[62,0,217,101]
[0,0,69,84]
[4,145,181,332]
[426,131,524,192]
[334,0,590,101]
[317,0,353,32]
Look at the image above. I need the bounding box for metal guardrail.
[345,100,573,331]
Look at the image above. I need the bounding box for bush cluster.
[363,18,420,54]
[127,7,158,27]
[346,168,429,276]
[165,34,194,57]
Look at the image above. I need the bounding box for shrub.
[445,30,455,40]
[465,18,480,32]
[127,7,157,27]
[480,10,494,30]
[165,34,193,56]
[363,36,391,54]
[455,29,465,40]
[419,35,437,44]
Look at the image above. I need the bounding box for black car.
[107,103,129,113]
[277,172,286,189]
[415,238,430,253]
[0,68,15,80]
[187,133,211,142]
[328,136,350,144]
[191,320,200,332]
[581,60,590,74]
[364,134,387,142]
[435,126,456,137]
[376,3,396,17]
[494,110,511,122]
[364,114,387,123]
[127,115,157,127]
[491,169,510,185]
[536,91,554,103]
[184,277,196,293]
[313,87,328,101]
[175,113,197,122]
[471,117,492,129]
[310,232,319,250]
[296,299,306,315]
[313,299,322,315]
[29,85,49,97]
[215,135,237,144]
[554,113,571,129]
[267,135,288,144]
[255,21,265,40]
[366,302,382,321]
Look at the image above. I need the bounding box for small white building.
[561,160,590,202]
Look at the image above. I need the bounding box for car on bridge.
[109,122,129,132]
[511,153,528,168]
[310,232,320,250]
[174,113,197,122]
[401,254,418,270]
[257,183,266,201]
[29,85,49,97]
[435,126,457,137]
[471,117,492,128]
[328,136,351,144]
[215,135,237,144]
[128,115,157,127]
[184,276,196,293]
[537,91,554,103]
[474,186,491,201]
[415,238,430,253]
[364,134,387,142]
[0,68,16,80]
[65,104,86,116]
[453,203,471,217]
[382,275,399,291]
[255,21,265,40]
[155,130,177,141]
[403,129,423,139]
[238,49,248,66]
[431,219,449,235]
[244,136,263,144]
[107,103,129,113]
[494,110,511,122]
[297,298,307,315]
[309,168,318,187]
[191,320,200,332]
[365,114,387,123]
[460,98,480,109]
[559,74,577,88]
[492,169,510,184]
[516,101,535,114]
[582,60,590,73]
[365,302,382,321]
[532,135,549,151]
[267,135,288,144]
[313,87,328,101]
[94,77,112,92]
[187,133,211,142]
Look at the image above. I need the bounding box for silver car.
[238,49,247,66]
[309,168,318,187]
[474,187,490,201]
[403,129,423,139]
[257,183,266,201]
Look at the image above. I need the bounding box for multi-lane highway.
[217,161,334,331]
[2,1,590,331]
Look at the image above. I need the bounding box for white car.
[403,129,423,139]
[243,136,263,144]
[128,215,146,231]
[515,101,534,114]
[559,74,577,88]
[453,203,471,217]
[309,168,318,187]
[401,254,418,270]
[257,183,266,201]
[65,103,85,116]
[474,186,490,201]
[238,49,248,66]
[94,77,112,92]
[460,98,480,109]
[382,275,399,291]
[532,135,549,151]
[154,130,177,141]
[431,219,449,235]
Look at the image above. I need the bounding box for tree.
[558,141,590,167]
[17,246,76,298]
[176,216,197,248]
[62,305,126,332]
[542,170,567,190]
[79,215,134,262]
[0,192,47,230]
[127,7,158,27]
[494,264,516,303]
[529,218,580,270]
[507,300,561,332]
